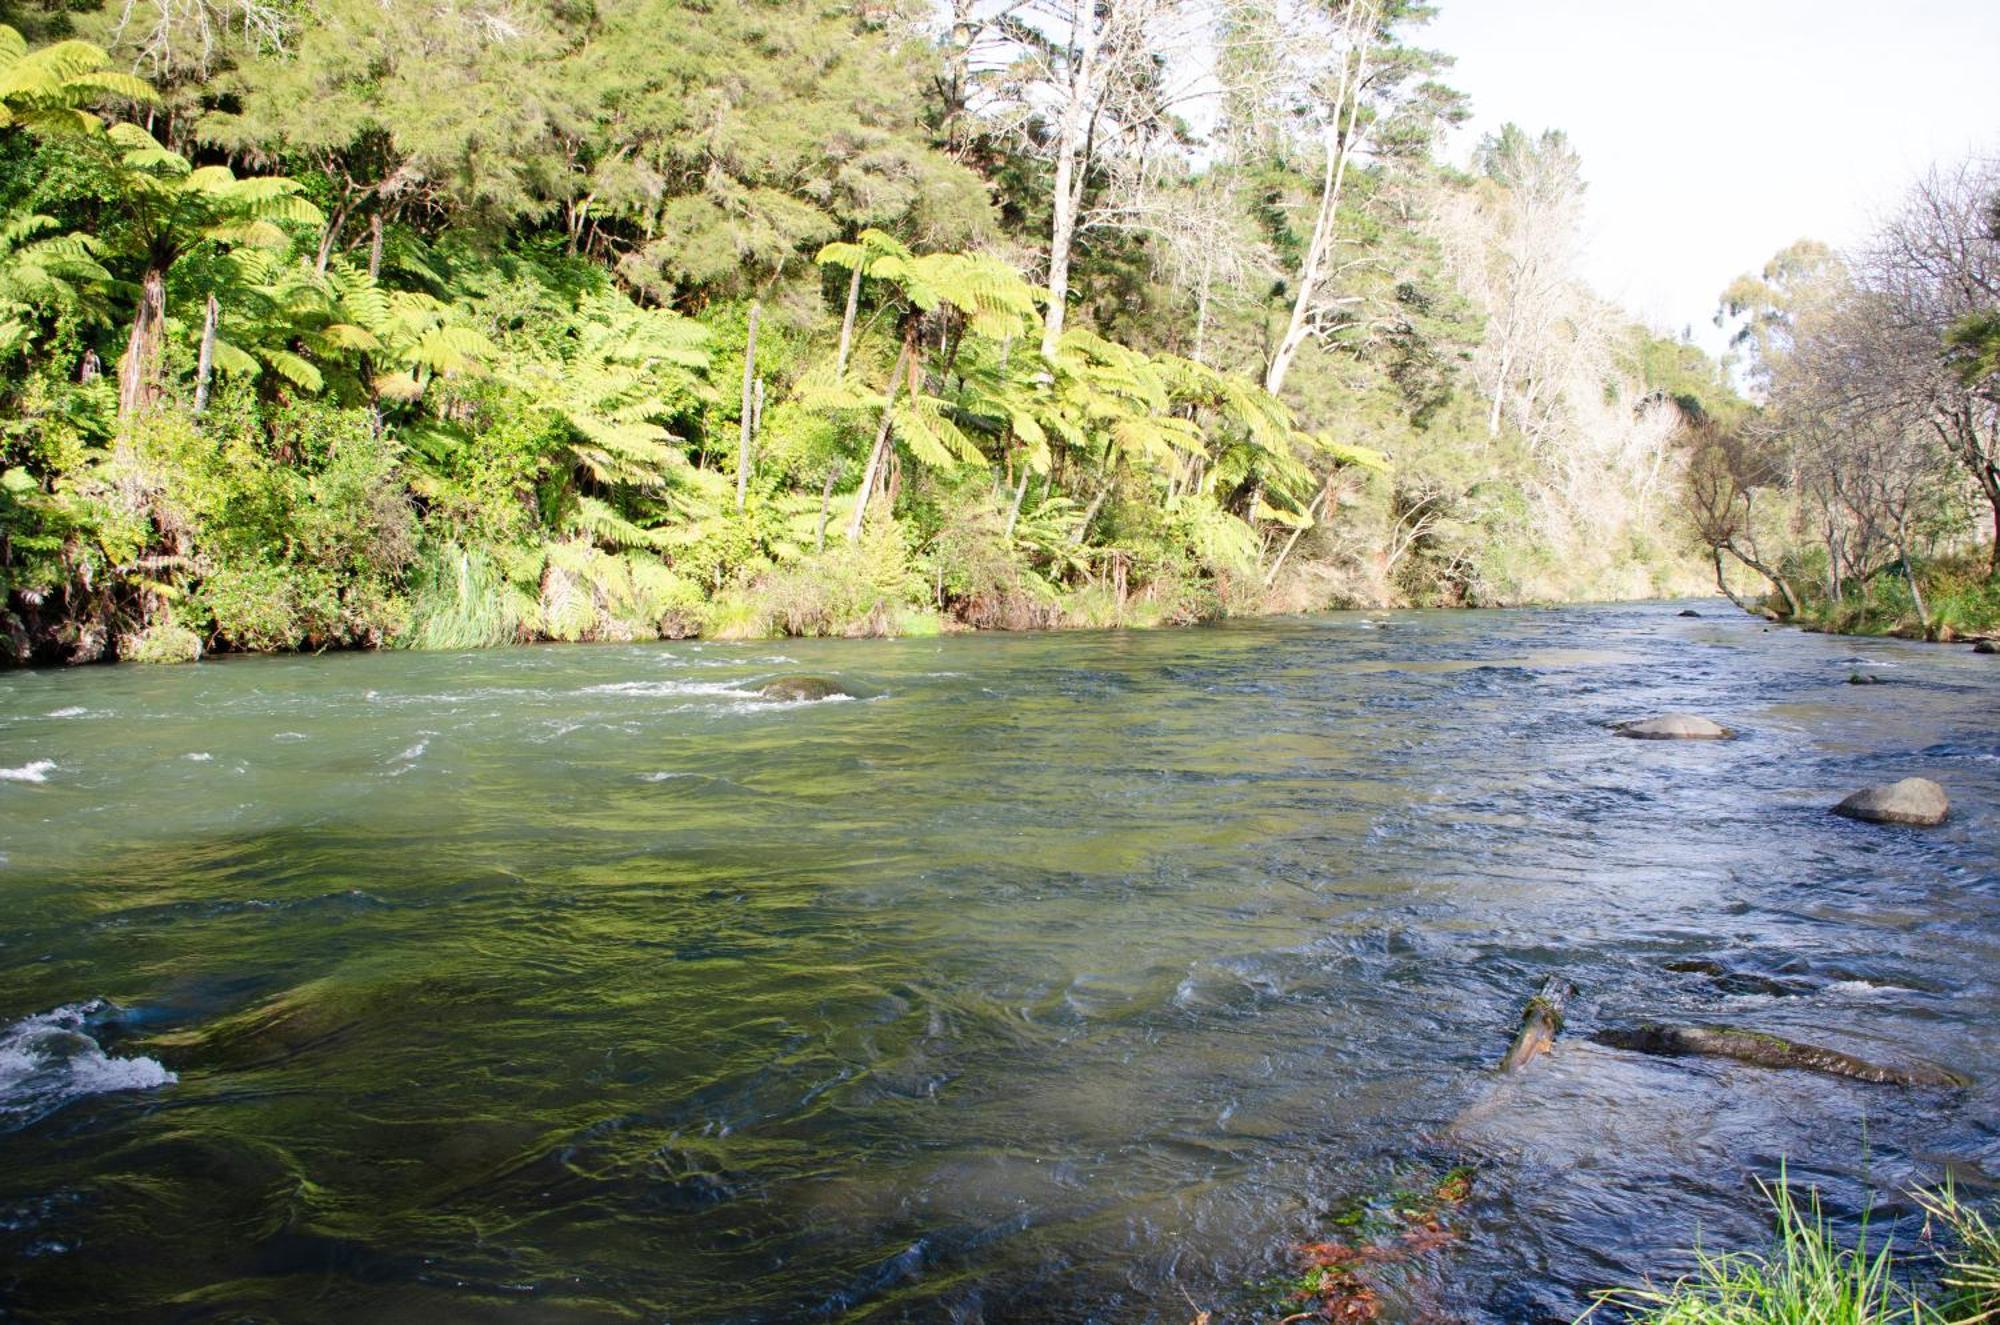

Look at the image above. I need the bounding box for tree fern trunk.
[1004,464,1031,540]
[846,334,915,544]
[117,265,168,420]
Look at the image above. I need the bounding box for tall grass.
[398,543,523,651]
[1596,1179,1901,1325]
[1919,1184,2000,1324]
[1587,1177,2000,1325]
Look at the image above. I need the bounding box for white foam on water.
[185,752,213,763]
[46,707,86,719]
[579,679,753,698]
[0,1002,175,1129]
[386,736,433,775]
[0,760,56,783]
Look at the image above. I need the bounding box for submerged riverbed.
[1,603,1996,1322]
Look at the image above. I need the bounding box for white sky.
[1424,0,2000,358]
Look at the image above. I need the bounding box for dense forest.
[0,0,1886,663]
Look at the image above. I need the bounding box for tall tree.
[1256,0,1443,396]
[1469,124,1583,437]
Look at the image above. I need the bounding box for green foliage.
[119,616,199,662]
[398,542,531,651]
[1594,1177,2000,1325]
[136,401,416,651]
[0,24,153,135]
[0,2,1724,663]
[1786,552,2000,641]
[1918,1183,2000,1323]
[727,522,924,639]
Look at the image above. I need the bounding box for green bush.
[731,520,923,637]
[120,618,201,664]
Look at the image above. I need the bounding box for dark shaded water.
[1,603,1996,1323]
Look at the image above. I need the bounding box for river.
[1,603,1996,1322]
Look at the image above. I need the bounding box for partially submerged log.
[1594,1024,1967,1089]
[1498,976,1576,1072]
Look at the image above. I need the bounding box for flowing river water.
[0,603,1996,1322]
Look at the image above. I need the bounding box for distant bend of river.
[1,603,1996,1322]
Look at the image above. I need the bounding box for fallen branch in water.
[1499,976,1576,1072]
[1594,1024,1968,1088]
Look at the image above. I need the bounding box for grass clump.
[1599,1180,1899,1325]
[1919,1184,2000,1324]
[1590,1176,2000,1325]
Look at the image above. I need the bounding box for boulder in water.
[1832,777,1949,827]
[1847,673,1886,685]
[757,675,854,702]
[1677,609,1702,618]
[1614,713,1733,741]
[1973,640,1998,655]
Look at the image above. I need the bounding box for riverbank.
[1738,551,2000,644]
[16,528,1715,668]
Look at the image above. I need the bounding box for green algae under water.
[1,604,1997,1322]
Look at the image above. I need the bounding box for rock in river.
[757,675,855,702]
[1677,609,1702,618]
[1832,777,1949,827]
[1974,640,1998,654]
[1614,713,1733,741]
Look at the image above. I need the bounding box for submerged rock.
[1847,672,1886,685]
[1677,609,1702,618]
[1614,713,1733,741]
[1595,1023,1967,1089]
[1662,959,1811,998]
[757,675,854,702]
[1832,777,1949,827]
[1974,640,1998,655]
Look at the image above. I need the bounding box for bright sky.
[1425,0,2000,358]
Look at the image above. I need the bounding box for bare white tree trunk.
[1040,3,1103,361]
[1264,0,1378,397]
[193,292,219,416]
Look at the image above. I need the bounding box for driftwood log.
[1498,976,1576,1072]
[1594,1024,1967,1089]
